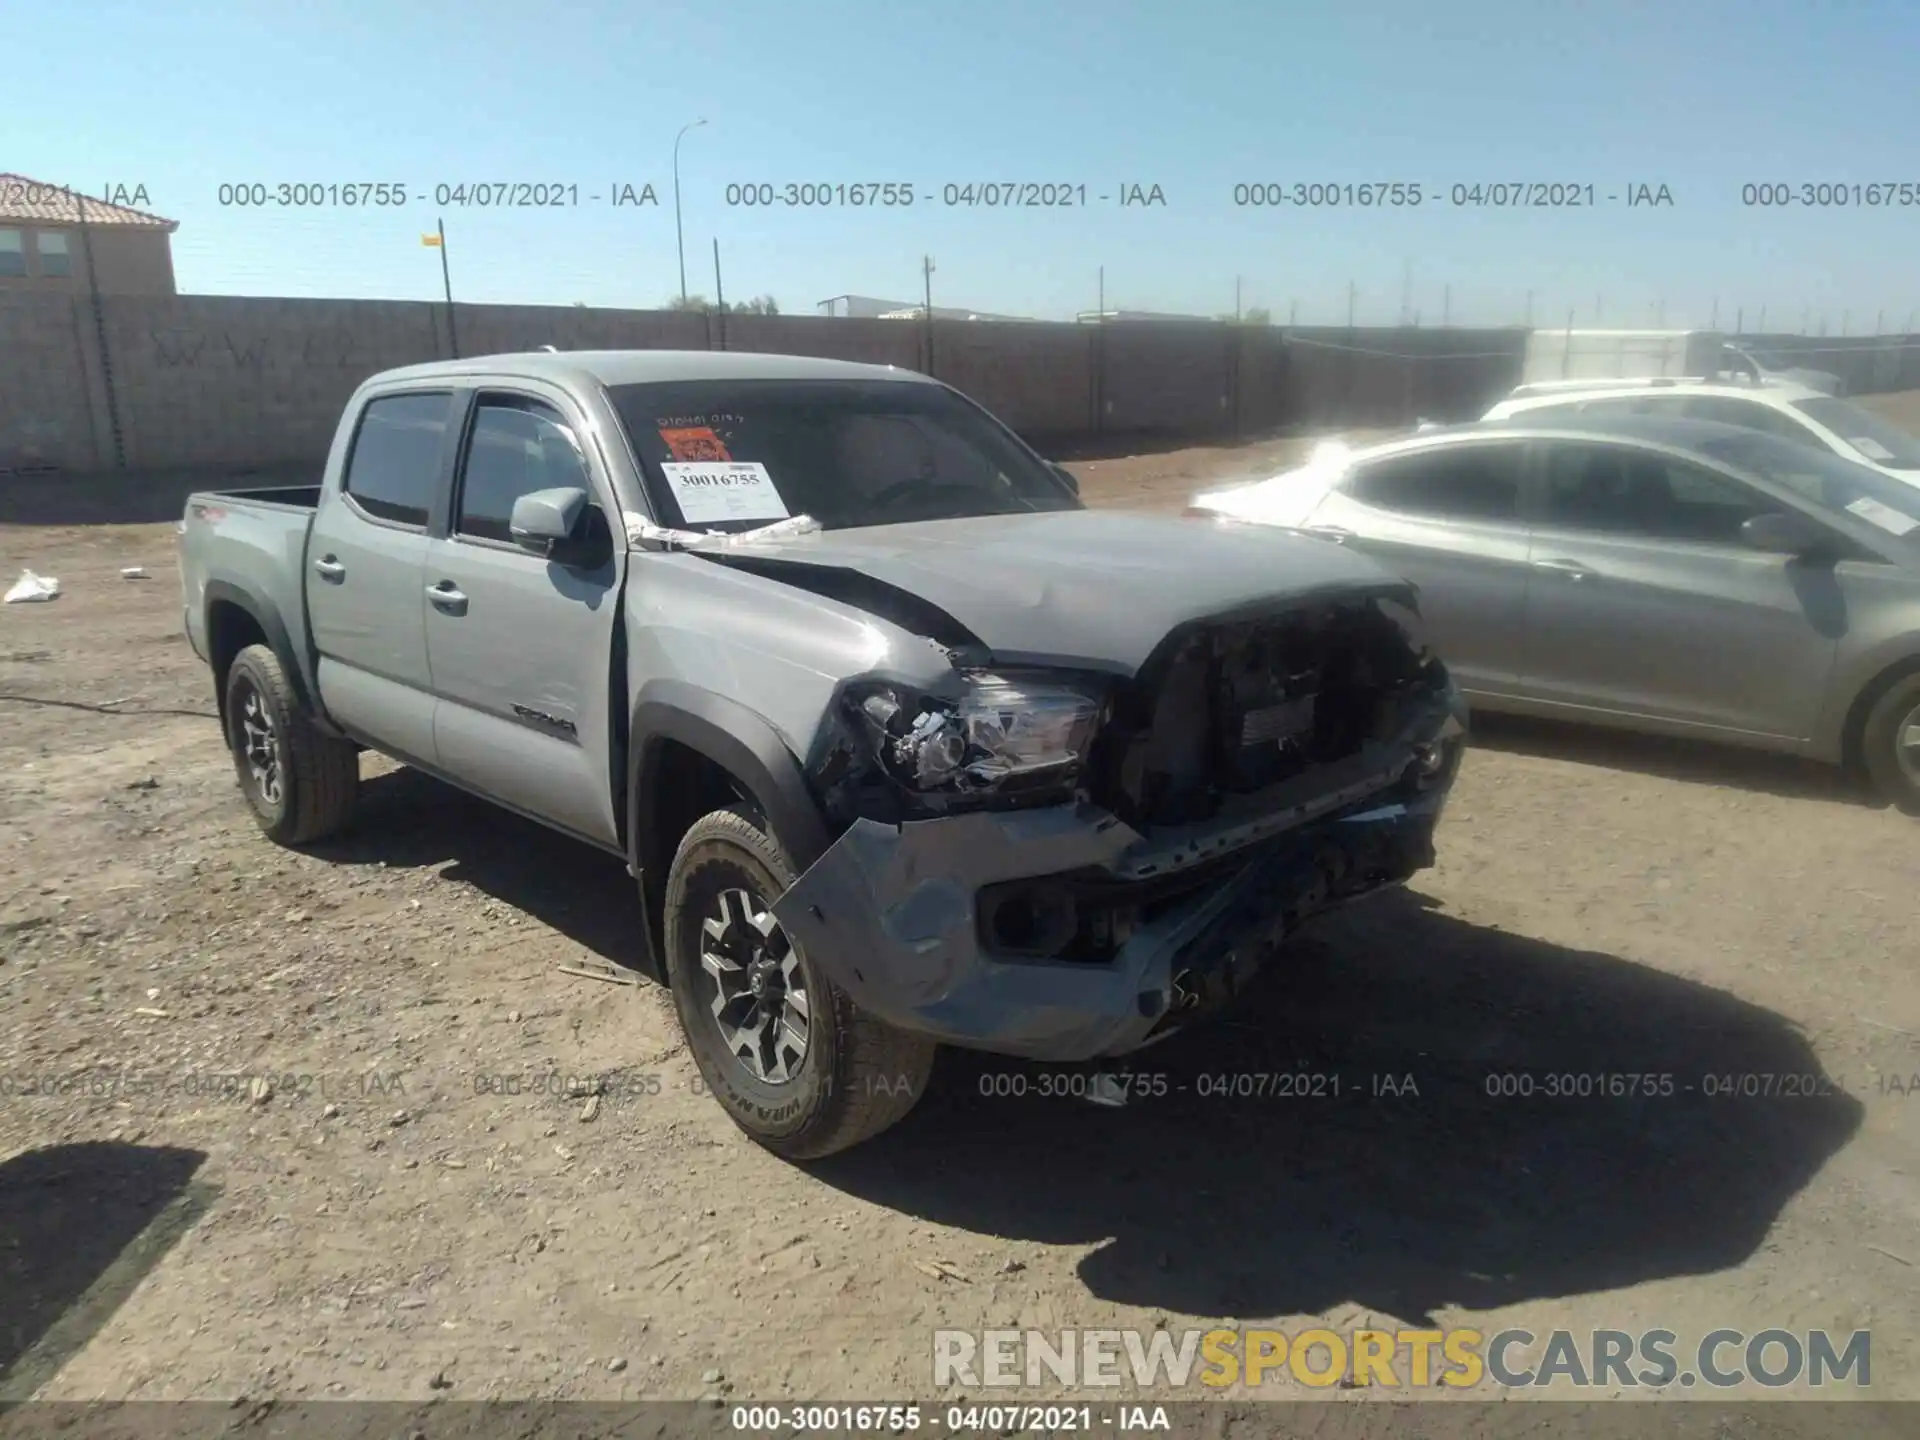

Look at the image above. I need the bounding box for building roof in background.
[1076,309,1219,323]
[0,174,179,230]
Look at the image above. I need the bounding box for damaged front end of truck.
[768,582,1468,1061]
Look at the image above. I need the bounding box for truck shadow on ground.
[0,1142,213,1399]
[813,888,1865,1325]
[310,766,650,970]
[1466,712,1880,808]
[317,769,1863,1327]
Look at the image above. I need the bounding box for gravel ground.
[2,409,1918,1408]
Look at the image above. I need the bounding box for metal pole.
[1563,310,1574,378]
[1735,307,1744,335]
[673,118,707,304]
[712,238,725,349]
[922,255,935,375]
[1094,266,1106,432]
[1399,260,1411,326]
[1288,298,1297,327]
[1711,297,1719,330]
[1234,275,1241,324]
[75,187,125,470]
[1441,284,1450,328]
[1346,280,1356,328]
[437,217,458,359]
[1758,305,1766,332]
[1841,311,1849,337]
[1875,308,1884,336]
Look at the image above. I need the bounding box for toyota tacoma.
[177,350,1468,1158]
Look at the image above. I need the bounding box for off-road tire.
[223,643,359,845]
[1859,668,1920,816]
[662,805,935,1160]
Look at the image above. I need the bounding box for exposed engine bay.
[811,592,1449,833]
[1092,597,1443,828]
[776,587,1464,1060]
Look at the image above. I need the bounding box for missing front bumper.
[769,782,1448,1063]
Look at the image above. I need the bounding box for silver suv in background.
[1484,378,1920,489]
[1188,416,1920,811]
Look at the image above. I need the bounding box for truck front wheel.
[223,643,359,845]
[662,806,935,1160]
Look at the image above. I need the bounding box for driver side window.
[456,394,592,544]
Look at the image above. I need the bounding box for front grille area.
[1087,597,1437,829]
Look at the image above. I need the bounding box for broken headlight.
[851,672,1106,800]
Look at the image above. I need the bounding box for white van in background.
[1520,328,1843,395]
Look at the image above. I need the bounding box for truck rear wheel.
[223,643,359,845]
[662,805,935,1160]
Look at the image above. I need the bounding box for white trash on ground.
[121,566,150,580]
[4,570,60,603]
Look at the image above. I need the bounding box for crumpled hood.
[699,508,1410,673]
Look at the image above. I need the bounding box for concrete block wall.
[0,294,111,472]
[10,292,1910,481]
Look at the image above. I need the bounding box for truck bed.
[179,483,322,681]
[197,483,322,510]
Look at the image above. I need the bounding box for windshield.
[1790,397,1920,471]
[607,378,1081,533]
[1694,430,1920,545]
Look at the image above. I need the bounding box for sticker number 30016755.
[660,461,791,524]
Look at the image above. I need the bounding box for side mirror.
[1740,510,1829,557]
[1051,462,1081,497]
[509,486,588,556]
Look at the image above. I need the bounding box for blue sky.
[11,0,1920,329]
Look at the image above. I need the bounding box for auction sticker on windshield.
[1845,495,1920,536]
[659,425,732,461]
[1850,436,1897,463]
[661,461,791,524]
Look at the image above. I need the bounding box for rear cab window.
[1342,443,1524,521]
[341,392,453,528]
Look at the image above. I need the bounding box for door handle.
[1303,525,1354,544]
[427,581,469,615]
[312,555,346,581]
[1532,558,1595,581]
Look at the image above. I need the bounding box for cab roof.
[368,348,941,389]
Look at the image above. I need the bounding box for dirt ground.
[3,405,1919,1409]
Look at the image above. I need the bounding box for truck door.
[306,390,455,763]
[423,389,625,847]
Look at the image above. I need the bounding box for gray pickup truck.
[178,350,1468,1157]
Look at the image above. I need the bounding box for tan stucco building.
[0,174,178,295]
